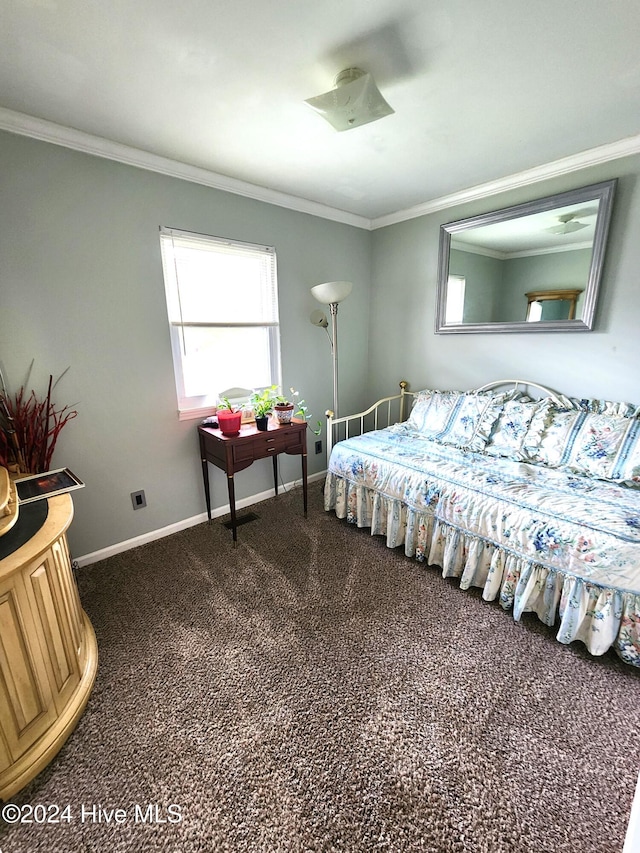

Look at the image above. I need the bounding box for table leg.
[272,454,278,496]
[302,452,308,517]
[199,435,212,523]
[227,474,237,544]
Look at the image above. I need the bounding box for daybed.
[323,380,640,667]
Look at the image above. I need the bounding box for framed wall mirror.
[435,179,616,334]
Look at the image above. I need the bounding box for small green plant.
[250,385,278,419]
[217,396,238,412]
[278,388,321,435]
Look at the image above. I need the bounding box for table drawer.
[232,428,304,464]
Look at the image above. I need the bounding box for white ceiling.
[2,0,640,223]
[451,201,600,256]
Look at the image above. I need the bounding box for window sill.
[178,405,217,422]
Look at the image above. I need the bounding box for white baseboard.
[75,471,326,568]
[624,771,640,852]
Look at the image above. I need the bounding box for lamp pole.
[329,302,340,418]
[310,281,352,421]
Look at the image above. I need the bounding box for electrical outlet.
[131,490,147,510]
[315,440,322,455]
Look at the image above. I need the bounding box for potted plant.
[0,363,78,475]
[250,386,278,431]
[273,390,295,424]
[216,397,242,436]
[273,389,321,434]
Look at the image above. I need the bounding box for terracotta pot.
[273,403,294,424]
[217,410,242,436]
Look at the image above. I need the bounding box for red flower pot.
[217,410,242,436]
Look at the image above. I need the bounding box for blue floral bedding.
[324,423,640,666]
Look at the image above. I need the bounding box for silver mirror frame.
[435,179,617,334]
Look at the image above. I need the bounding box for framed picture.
[16,468,85,504]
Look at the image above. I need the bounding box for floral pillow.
[437,392,511,451]
[527,407,640,485]
[526,408,584,468]
[553,395,640,418]
[565,413,640,484]
[406,391,462,436]
[485,398,553,460]
[407,389,519,451]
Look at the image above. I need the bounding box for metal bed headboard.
[474,378,563,405]
[325,381,415,463]
[324,378,564,468]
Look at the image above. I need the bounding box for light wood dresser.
[0,467,98,799]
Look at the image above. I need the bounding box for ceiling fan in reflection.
[546,213,589,235]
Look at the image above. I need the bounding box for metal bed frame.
[325,378,563,467]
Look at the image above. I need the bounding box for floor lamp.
[310,281,352,418]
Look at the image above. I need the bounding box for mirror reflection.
[525,288,582,322]
[435,180,616,334]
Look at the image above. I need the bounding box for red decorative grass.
[0,371,77,474]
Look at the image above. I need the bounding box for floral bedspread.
[324,424,640,666]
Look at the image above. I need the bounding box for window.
[445,274,466,324]
[527,300,543,322]
[159,227,281,419]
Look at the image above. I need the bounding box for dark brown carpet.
[3,484,639,852]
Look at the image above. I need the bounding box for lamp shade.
[310,281,353,305]
[310,308,329,328]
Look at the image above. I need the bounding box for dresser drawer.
[232,441,258,464]
[231,426,305,465]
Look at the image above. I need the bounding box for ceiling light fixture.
[304,68,394,132]
[546,213,589,235]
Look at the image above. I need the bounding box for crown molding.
[2,107,638,234]
[451,237,592,262]
[0,107,371,230]
[371,134,640,230]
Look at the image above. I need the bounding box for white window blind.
[160,227,281,419]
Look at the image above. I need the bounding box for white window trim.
[160,227,281,420]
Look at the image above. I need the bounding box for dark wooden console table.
[198,419,308,542]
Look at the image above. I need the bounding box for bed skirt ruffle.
[324,474,640,668]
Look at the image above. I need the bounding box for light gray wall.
[4,130,640,560]
[0,131,372,558]
[500,248,592,322]
[449,245,591,324]
[369,157,640,404]
[449,248,505,323]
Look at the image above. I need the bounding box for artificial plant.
[0,362,78,475]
